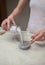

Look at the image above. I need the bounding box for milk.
[10,25,31,50]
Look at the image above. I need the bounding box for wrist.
[8,13,14,19]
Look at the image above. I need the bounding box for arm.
[1,0,29,30]
[9,0,29,18]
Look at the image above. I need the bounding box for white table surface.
[0,28,45,65]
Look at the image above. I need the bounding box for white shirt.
[27,0,45,33]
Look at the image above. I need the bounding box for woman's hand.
[31,29,45,43]
[1,15,16,31]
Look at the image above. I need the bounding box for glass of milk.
[17,27,32,50]
[19,31,32,50]
[10,25,32,50]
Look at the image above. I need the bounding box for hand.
[31,29,45,43]
[1,16,16,31]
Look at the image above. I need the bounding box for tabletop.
[0,27,45,65]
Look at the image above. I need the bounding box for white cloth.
[27,0,45,33]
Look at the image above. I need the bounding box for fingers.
[32,33,42,42]
[1,19,10,31]
[1,19,7,30]
[11,18,16,26]
[31,30,45,44]
[31,32,39,39]
[1,18,16,31]
[7,20,10,30]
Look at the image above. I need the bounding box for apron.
[27,0,45,33]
